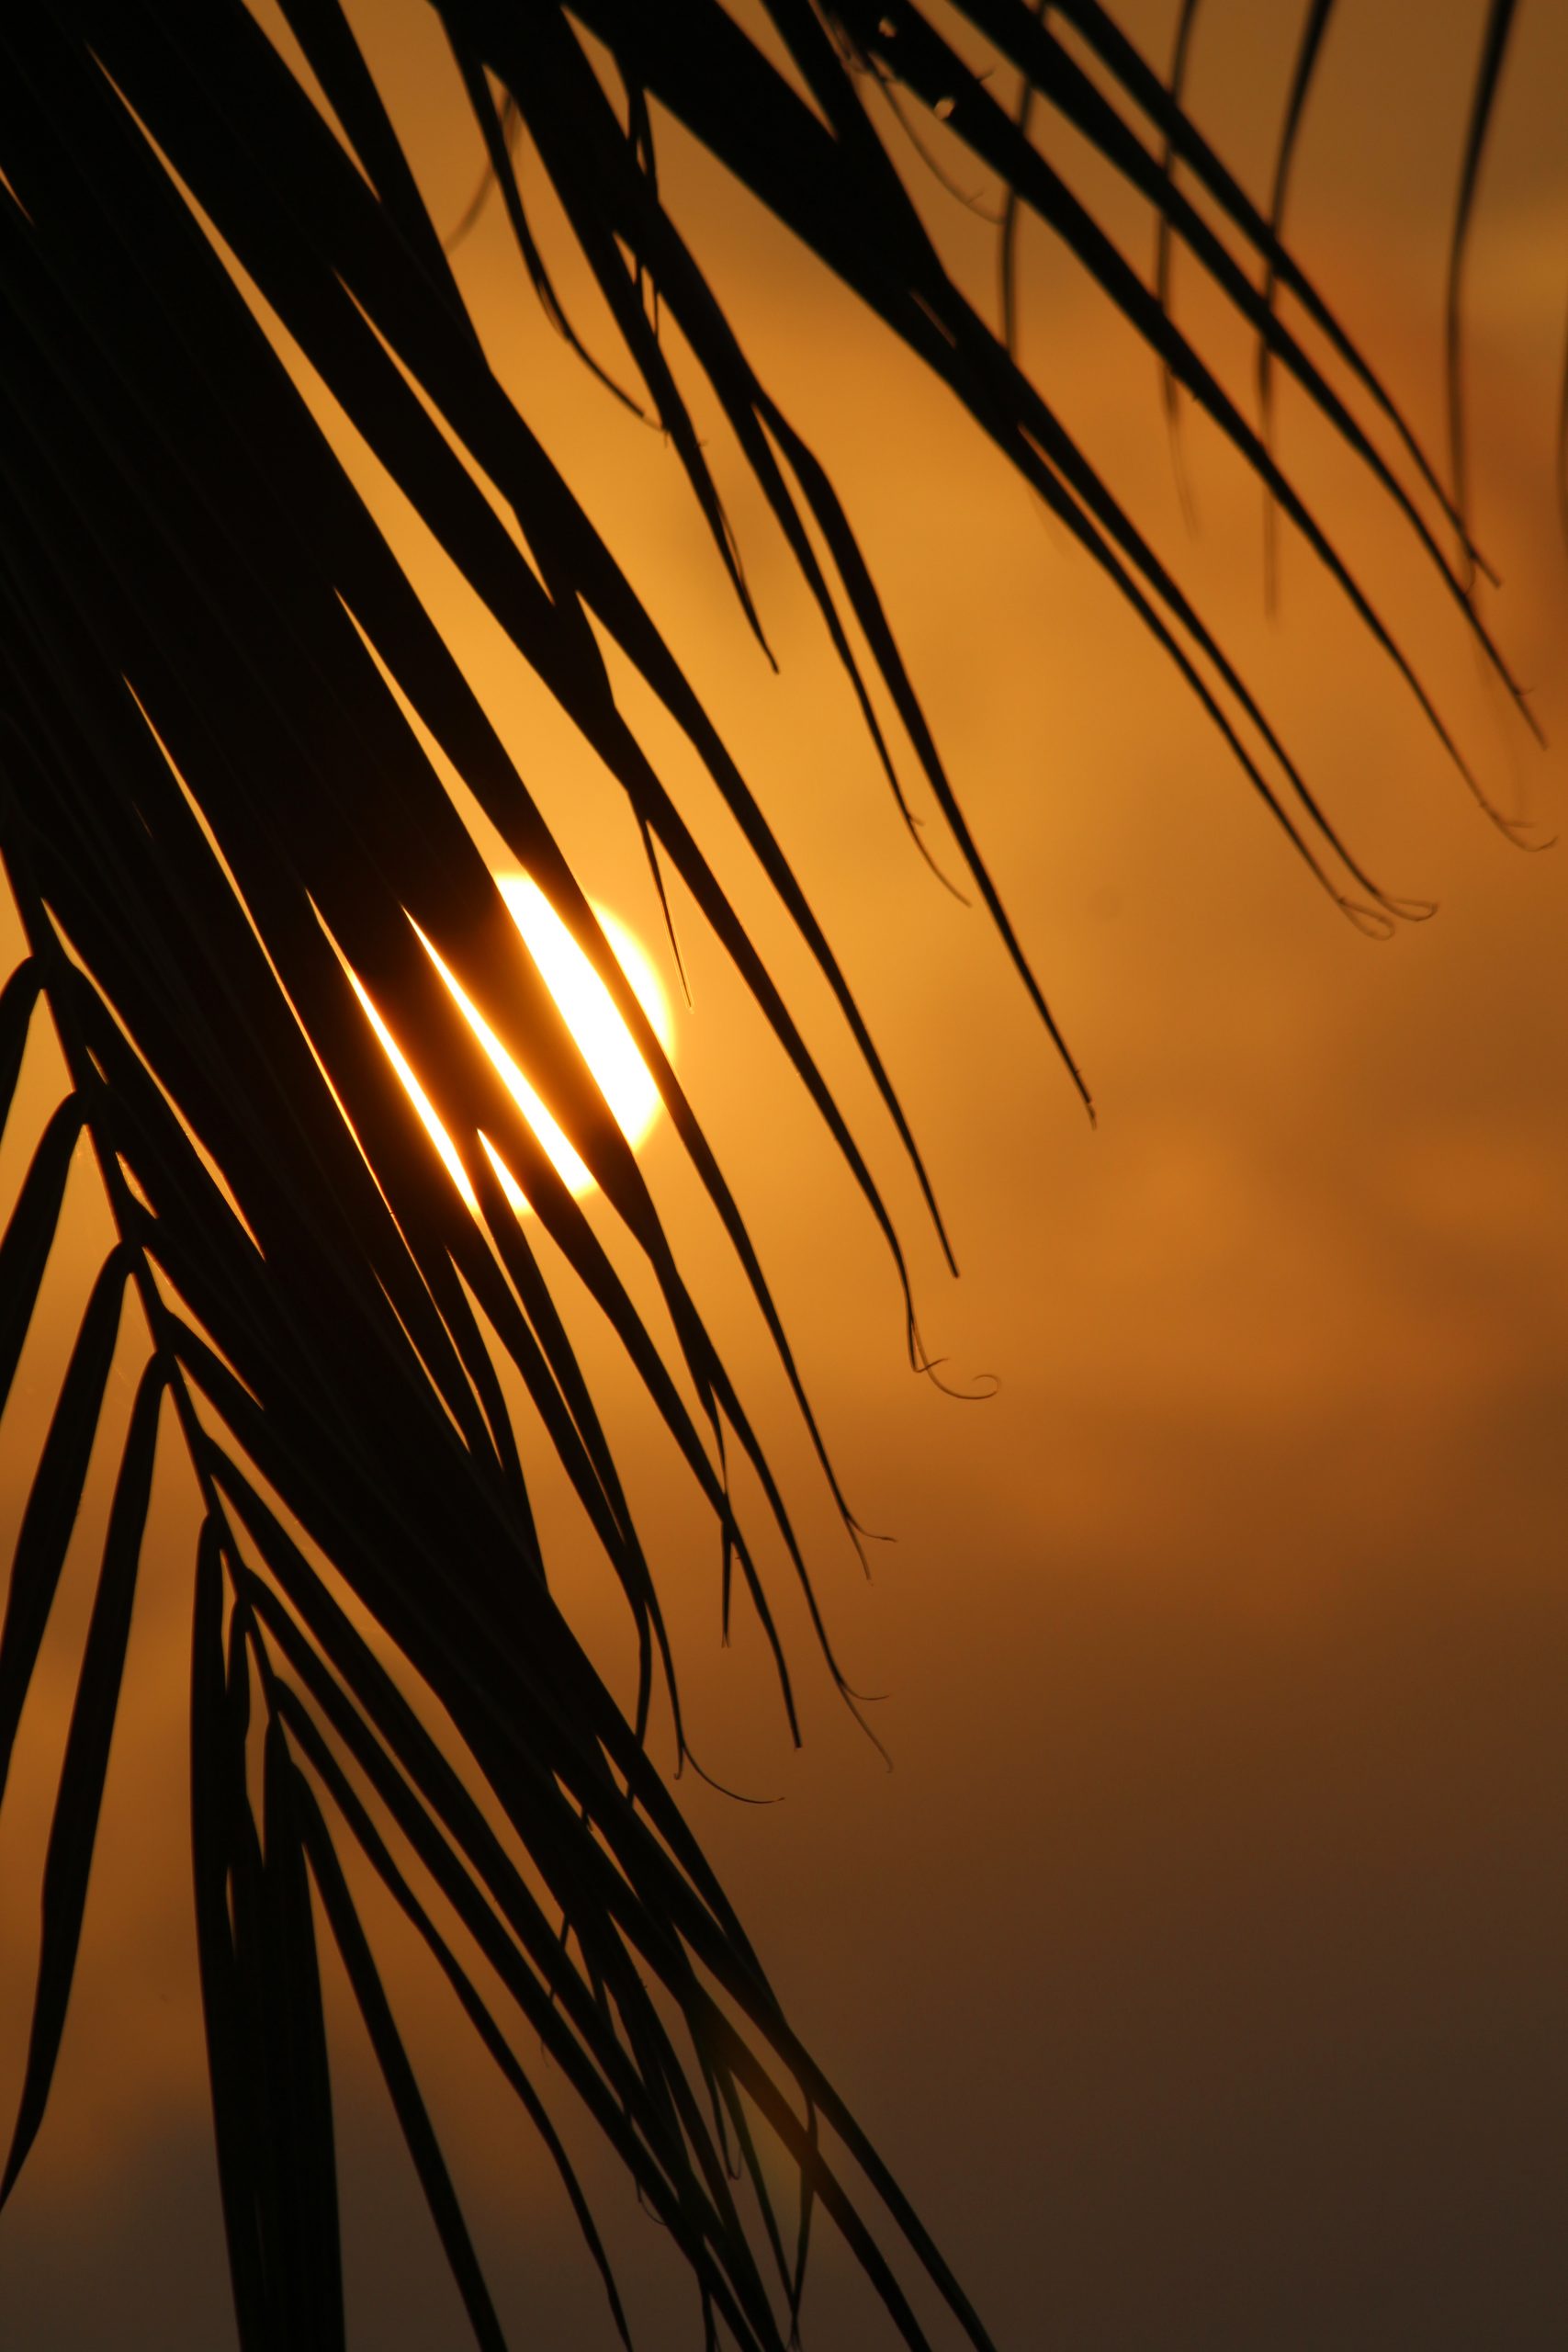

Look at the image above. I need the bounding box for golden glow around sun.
[355,875,675,1214]
[498,874,675,1155]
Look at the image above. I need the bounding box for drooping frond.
[0,4,1541,2346]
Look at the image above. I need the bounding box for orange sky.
[2,4,1565,2346]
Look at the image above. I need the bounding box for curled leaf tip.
[1383,896,1439,922]
[917,1353,1000,1401]
[1337,897,1399,941]
[682,1747,781,1806]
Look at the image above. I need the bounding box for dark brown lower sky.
[2,3,1565,2345]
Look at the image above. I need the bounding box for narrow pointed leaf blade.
[1,1356,164,2204]
[0,1094,83,1423]
[299,1786,510,2352]
[260,1714,345,2351]
[0,1247,129,1805]
[0,955,39,1154]
[189,1522,273,2350]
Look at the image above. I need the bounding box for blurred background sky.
[2,3,1565,2346]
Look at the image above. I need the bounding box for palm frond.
[0,3,1544,2346]
[1257,0,1336,605]
[1445,0,1519,565]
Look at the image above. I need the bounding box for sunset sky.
[2,3,1564,2346]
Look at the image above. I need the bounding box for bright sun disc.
[498,874,674,1163]
[368,876,675,1213]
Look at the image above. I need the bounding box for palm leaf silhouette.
[0,5,1541,2346]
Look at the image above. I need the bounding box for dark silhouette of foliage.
[0,5,1541,2346]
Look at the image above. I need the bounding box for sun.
[355,874,676,1213]
[497,874,674,1159]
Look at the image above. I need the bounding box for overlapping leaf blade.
[0,1249,130,1809]
[0,956,39,1153]
[0,1098,84,1423]
[1,1358,164,2203]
